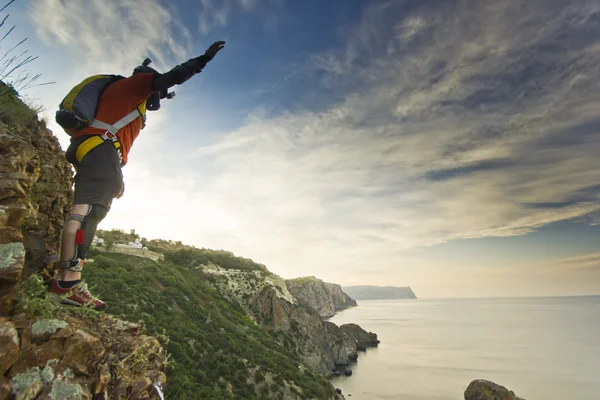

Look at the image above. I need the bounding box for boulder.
[0,320,19,374]
[62,329,105,375]
[465,380,525,400]
[10,367,44,400]
[31,319,69,343]
[0,376,11,400]
[0,242,25,316]
[339,323,379,349]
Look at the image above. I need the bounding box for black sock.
[58,279,81,289]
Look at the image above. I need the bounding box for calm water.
[329,297,600,400]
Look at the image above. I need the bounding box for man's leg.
[52,203,109,310]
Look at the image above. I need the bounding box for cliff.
[204,265,378,377]
[0,84,167,399]
[286,277,356,318]
[342,285,417,300]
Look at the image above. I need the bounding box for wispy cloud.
[197,0,272,34]
[29,0,192,73]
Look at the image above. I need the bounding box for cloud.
[160,0,600,278]
[197,0,272,34]
[29,0,192,73]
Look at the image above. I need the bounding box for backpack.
[56,74,128,136]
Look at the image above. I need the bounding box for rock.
[0,242,25,316]
[335,388,342,395]
[112,319,141,335]
[465,380,525,400]
[0,320,19,374]
[115,379,129,399]
[0,376,11,400]
[22,231,47,279]
[247,286,369,375]
[93,363,111,397]
[38,339,64,365]
[62,329,105,375]
[130,377,152,400]
[37,379,91,400]
[9,345,41,376]
[344,368,352,376]
[40,365,54,384]
[10,367,44,400]
[11,313,30,329]
[340,323,379,348]
[31,319,69,343]
[51,325,75,341]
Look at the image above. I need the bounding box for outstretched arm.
[153,41,225,92]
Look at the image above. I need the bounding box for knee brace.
[58,204,108,272]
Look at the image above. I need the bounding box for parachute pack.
[55,59,174,139]
[55,74,125,136]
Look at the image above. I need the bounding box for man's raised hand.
[205,41,225,60]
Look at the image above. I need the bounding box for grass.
[14,274,58,319]
[0,0,54,125]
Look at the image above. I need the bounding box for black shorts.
[66,136,123,210]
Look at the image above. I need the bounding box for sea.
[328,296,600,400]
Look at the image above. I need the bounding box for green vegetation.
[289,276,318,285]
[95,229,269,273]
[15,274,57,319]
[82,248,336,400]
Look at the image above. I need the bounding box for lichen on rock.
[31,319,69,342]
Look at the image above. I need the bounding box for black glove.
[204,41,226,60]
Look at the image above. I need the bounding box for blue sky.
[5,0,600,297]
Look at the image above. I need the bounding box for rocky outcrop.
[246,286,359,375]
[3,314,166,400]
[342,285,417,300]
[465,380,525,400]
[0,85,166,399]
[339,323,379,351]
[0,89,72,316]
[286,277,356,318]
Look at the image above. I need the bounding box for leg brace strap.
[67,214,86,222]
[57,259,85,272]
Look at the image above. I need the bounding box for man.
[50,41,226,310]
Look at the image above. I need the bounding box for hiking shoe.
[50,280,107,311]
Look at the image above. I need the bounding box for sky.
[4,0,600,298]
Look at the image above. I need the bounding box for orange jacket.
[72,73,155,165]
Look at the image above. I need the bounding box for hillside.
[342,285,417,300]
[84,249,340,399]
[286,277,357,318]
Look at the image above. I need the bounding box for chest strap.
[89,108,141,135]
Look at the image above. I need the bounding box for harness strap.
[89,108,141,135]
[76,135,122,164]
